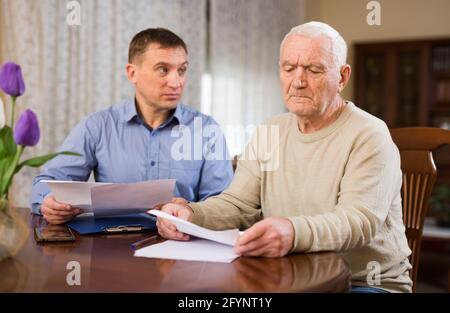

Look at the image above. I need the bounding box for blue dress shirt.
[30,100,233,214]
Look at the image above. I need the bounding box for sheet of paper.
[134,237,239,263]
[148,209,240,246]
[41,179,175,217]
[91,180,175,216]
[41,180,112,212]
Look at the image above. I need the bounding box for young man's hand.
[41,194,83,224]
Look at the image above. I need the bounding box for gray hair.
[280,21,347,67]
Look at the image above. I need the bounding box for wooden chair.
[389,127,450,292]
[232,155,239,172]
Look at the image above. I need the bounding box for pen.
[130,234,159,250]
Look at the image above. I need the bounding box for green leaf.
[0,126,17,158]
[15,151,82,173]
[0,155,15,197]
[0,143,23,197]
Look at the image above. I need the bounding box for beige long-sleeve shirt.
[189,102,413,292]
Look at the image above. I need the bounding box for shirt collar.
[123,99,139,123]
[170,104,185,125]
[123,99,187,128]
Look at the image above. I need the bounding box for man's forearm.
[189,191,262,230]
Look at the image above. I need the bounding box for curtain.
[0,0,206,206]
[0,0,305,206]
[208,0,305,156]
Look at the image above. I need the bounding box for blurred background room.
[0,0,449,292]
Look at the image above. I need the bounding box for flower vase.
[0,198,29,262]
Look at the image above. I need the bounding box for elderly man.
[30,28,233,224]
[156,22,412,293]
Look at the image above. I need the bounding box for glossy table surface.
[0,208,351,293]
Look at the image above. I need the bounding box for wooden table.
[0,208,351,293]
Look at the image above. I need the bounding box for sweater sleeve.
[188,127,268,230]
[289,127,403,253]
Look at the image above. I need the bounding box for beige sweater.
[189,102,413,293]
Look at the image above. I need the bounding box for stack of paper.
[134,210,241,263]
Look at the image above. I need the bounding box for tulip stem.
[1,145,25,199]
[10,96,16,129]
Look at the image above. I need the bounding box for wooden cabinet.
[354,38,450,184]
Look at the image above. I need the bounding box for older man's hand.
[153,202,194,241]
[234,217,295,257]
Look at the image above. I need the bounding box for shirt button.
[150,161,155,166]
[152,132,157,137]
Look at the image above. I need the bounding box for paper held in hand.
[134,209,241,263]
[41,179,176,217]
[148,209,240,246]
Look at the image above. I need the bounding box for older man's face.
[279,35,341,118]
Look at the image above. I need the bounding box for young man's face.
[279,34,342,119]
[127,43,188,110]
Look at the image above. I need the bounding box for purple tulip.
[0,62,26,97]
[14,109,40,146]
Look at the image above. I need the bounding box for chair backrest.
[389,127,450,292]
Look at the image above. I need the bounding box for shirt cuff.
[31,191,53,215]
[31,202,43,215]
[288,216,314,252]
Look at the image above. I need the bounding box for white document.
[41,179,176,217]
[134,238,239,263]
[90,180,175,216]
[42,180,111,212]
[135,210,241,263]
[148,209,240,246]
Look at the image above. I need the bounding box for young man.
[30,28,233,224]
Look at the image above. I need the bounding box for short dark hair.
[128,28,188,63]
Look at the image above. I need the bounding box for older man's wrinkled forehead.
[279,34,336,67]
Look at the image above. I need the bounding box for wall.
[304,0,450,100]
